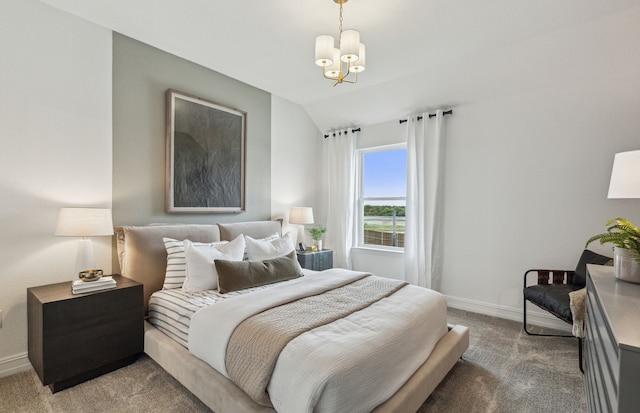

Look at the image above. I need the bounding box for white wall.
[271,96,323,245]
[0,0,112,376]
[441,83,640,325]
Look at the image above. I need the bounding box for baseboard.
[446,295,572,332]
[0,352,31,378]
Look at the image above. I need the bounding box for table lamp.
[55,208,114,280]
[289,207,314,250]
[608,150,640,199]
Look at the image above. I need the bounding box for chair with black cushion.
[523,249,612,372]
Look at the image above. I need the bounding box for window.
[357,144,406,249]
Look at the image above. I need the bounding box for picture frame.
[166,89,246,213]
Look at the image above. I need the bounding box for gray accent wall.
[113,33,271,226]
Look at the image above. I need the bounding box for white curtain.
[324,129,358,269]
[404,111,447,290]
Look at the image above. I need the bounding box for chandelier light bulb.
[340,29,360,62]
[324,48,342,79]
[315,35,335,67]
[350,43,366,73]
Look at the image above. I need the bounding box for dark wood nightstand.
[27,274,144,393]
[297,249,333,271]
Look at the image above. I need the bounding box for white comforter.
[189,269,448,413]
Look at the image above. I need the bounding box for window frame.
[355,143,407,251]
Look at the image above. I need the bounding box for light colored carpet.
[0,308,585,413]
[420,309,585,413]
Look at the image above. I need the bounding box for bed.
[115,221,469,413]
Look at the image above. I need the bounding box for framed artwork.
[166,89,246,213]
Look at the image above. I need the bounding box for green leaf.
[586,218,640,260]
[307,226,327,240]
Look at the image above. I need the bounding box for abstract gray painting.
[166,89,246,213]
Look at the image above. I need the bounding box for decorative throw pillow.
[162,238,228,289]
[182,235,245,292]
[245,232,294,260]
[215,250,303,294]
[242,233,279,260]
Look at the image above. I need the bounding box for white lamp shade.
[289,207,314,225]
[340,29,360,62]
[324,48,341,79]
[350,43,366,73]
[55,208,114,237]
[315,35,335,67]
[608,150,640,199]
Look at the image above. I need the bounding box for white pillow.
[242,233,279,260]
[245,232,295,260]
[182,235,245,292]
[162,238,228,289]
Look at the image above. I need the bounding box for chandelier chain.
[338,2,343,36]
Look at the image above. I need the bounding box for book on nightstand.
[72,276,117,294]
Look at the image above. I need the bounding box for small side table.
[297,249,333,271]
[27,274,144,392]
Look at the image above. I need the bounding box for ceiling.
[41,0,640,131]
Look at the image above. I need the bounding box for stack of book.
[72,276,117,294]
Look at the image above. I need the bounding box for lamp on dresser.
[608,150,640,199]
[55,207,114,280]
[605,150,640,283]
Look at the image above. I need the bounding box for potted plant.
[307,226,327,251]
[586,218,640,283]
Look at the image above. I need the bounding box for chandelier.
[314,0,365,85]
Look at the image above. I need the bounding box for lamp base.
[74,239,97,280]
[296,224,306,247]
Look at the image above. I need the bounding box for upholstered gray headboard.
[115,221,282,313]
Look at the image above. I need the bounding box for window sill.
[351,246,404,257]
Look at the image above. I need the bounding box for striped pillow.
[162,238,228,289]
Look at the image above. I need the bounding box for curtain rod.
[399,109,453,124]
[324,127,361,139]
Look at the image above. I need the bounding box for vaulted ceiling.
[41,0,640,131]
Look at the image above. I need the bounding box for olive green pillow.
[215,251,303,293]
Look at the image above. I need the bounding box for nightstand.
[297,249,333,271]
[27,274,144,393]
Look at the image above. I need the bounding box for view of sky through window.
[363,148,407,201]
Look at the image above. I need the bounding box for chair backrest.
[534,270,574,285]
[573,249,613,286]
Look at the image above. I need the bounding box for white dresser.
[585,264,640,412]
